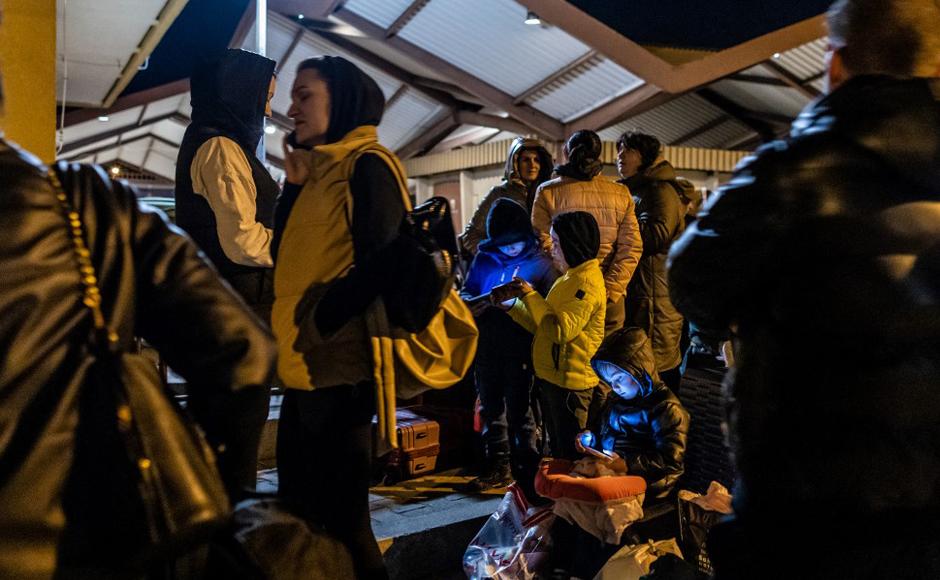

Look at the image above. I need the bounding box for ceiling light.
[110,166,120,175]
[297,14,304,20]
[524,11,541,25]
[772,52,782,59]
[264,125,277,135]
[98,116,109,122]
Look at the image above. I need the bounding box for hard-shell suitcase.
[395,407,441,476]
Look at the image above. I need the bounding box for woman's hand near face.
[282,136,311,186]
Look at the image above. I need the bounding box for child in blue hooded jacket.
[461,198,557,491]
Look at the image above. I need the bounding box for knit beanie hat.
[484,198,534,247]
[552,211,600,267]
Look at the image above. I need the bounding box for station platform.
[256,469,501,580]
[256,395,501,579]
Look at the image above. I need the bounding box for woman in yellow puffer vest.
[272,56,405,580]
[492,211,606,460]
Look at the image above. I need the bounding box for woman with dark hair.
[273,56,406,580]
[532,130,642,335]
[617,131,687,392]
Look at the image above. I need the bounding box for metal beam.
[102,0,190,107]
[672,116,734,146]
[726,73,790,87]
[563,83,669,134]
[59,112,185,156]
[66,133,153,161]
[513,50,597,105]
[763,60,822,99]
[310,29,463,109]
[276,27,306,73]
[334,7,564,140]
[396,110,461,159]
[269,0,343,19]
[515,0,825,94]
[385,85,410,111]
[230,0,256,48]
[454,111,531,135]
[64,78,190,127]
[696,88,781,142]
[386,0,431,39]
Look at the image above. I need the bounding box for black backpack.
[384,196,458,333]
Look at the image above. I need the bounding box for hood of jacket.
[594,327,659,396]
[623,158,677,193]
[478,198,537,251]
[791,75,940,193]
[503,137,554,186]
[189,49,276,152]
[307,56,386,145]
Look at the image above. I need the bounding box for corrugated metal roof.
[598,94,731,144]
[683,118,755,149]
[776,37,827,81]
[710,79,810,117]
[378,89,447,150]
[265,14,404,117]
[150,119,187,145]
[526,56,644,122]
[395,0,592,97]
[341,0,416,29]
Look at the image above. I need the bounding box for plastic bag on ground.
[593,538,684,580]
[463,483,555,579]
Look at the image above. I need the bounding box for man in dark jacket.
[668,0,940,577]
[175,49,279,323]
[459,137,554,257]
[618,132,686,392]
[578,327,689,499]
[0,141,276,577]
[461,198,557,491]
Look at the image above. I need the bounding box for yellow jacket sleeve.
[518,288,597,345]
[508,295,538,334]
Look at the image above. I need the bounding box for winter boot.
[469,458,513,492]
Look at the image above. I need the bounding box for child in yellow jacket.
[492,211,606,459]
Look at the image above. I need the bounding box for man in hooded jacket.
[175,49,279,323]
[668,0,940,576]
[459,137,554,257]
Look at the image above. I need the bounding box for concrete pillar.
[0,0,57,162]
[459,170,475,230]
[413,177,432,204]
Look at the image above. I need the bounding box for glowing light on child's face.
[596,361,642,399]
[498,241,526,257]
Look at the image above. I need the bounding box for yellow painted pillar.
[0,0,57,162]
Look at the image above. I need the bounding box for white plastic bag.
[463,484,555,580]
[593,538,684,580]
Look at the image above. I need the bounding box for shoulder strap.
[47,165,118,352]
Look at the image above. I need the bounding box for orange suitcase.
[395,407,440,476]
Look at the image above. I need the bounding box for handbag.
[353,148,478,450]
[384,196,458,333]
[49,165,230,571]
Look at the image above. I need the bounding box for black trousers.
[475,351,538,466]
[276,383,387,580]
[538,380,593,460]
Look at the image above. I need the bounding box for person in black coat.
[461,198,557,491]
[0,140,275,577]
[668,0,940,577]
[576,327,689,499]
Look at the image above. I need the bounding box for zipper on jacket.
[552,343,560,370]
